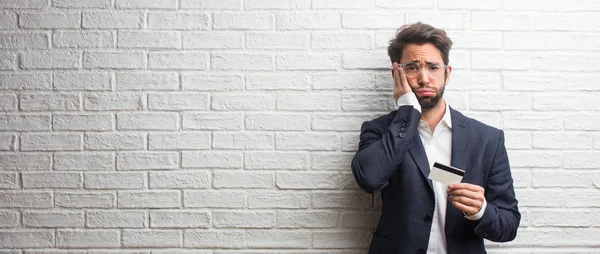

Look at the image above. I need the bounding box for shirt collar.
[440,100,452,129]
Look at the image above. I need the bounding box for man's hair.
[387,22,453,65]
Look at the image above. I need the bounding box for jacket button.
[423,214,432,223]
[417,249,426,254]
[400,127,406,132]
[402,122,408,127]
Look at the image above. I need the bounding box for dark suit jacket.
[351,105,520,254]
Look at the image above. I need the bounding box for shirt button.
[423,214,432,223]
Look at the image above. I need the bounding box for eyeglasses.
[397,62,448,79]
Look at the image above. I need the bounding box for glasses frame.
[397,61,449,79]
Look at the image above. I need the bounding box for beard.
[414,85,445,111]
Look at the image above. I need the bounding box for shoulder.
[451,108,503,138]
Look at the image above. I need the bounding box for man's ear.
[444,65,452,85]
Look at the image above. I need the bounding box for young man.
[351,22,520,254]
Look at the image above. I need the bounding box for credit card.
[428,162,465,185]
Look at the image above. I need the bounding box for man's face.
[399,43,451,110]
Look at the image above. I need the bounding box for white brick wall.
[0,0,598,253]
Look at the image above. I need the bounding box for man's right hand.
[392,62,412,101]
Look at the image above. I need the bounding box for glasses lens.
[427,64,445,78]
[403,63,420,77]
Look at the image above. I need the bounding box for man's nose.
[418,67,430,84]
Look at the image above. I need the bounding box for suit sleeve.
[472,130,521,242]
[350,105,422,193]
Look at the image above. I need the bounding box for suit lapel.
[446,107,470,236]
[408,130,433,191]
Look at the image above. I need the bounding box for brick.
[510,169,531,188]
[529,209,592,227]
[566,114,600,130]
[247,32,308,49]
[0,172,18,189]
[568,75,600,91]
[470,92,531,110]
[86,210,146,228]
[246,0,309,9]
[312,73,375,90]
[182,32,242,49]
[56,230,119,248]
[342,133,359,152]
[214,211,275,228]
[438,0,499,9]
[312,114,372,131]
[20,133,81,151]
[22,172,81,188]
[0,114,51,131]
[246,230,309,248]
[116,0,177,9]
[533,132,593,149]
[213,12,272,30]
[276,211,338,228]
[564,190,600,207]
[149,171,210,189]
[20,50,80,70]
[20,93,80,111]
[184,231,245,248]
[213,132,274,150]
[0,231,53,248]
[118,191,180,208]
[277,172,343,189]
[342,93,394,111]
[84,133,144,151]
[149,132,210,150]
[55,191,114,208]
[532,170,593,188]
[117,152,178,170]
[0,12,17,29]
[123,230,181,247]
[535,13,595,31]
[83,11,143,29]
[0,210,18,227]
[311,152,354,171]
[567,34,600,50]
[343,51,389,69]
[533,53,594,72]
[313,0,372,9]
[0,32,48,49]
[24,250,89,254]
[0,51,16,70]
[472,52,530,71]
[148,12,209,30]
[504,0,600,11]
[117,72,179,91]
[277,53,339,70]
[313,231,370,248]
[84,51,145,69]
[312,191,372,209]
[505,32,566,50]
[53,72,111,91]
[278,12,340,29]
[0,94,17,111]
[248,192,310,208]
[212,53,273,71]
[342,212,380,228]
[503,113,563,130]
[562,151,600,169]
[376,0,433,8]
[213,171,274,189]
[54,152,114,171]
[118,31,179,49]
[446,31,502,50]
[245,151,309,170]
[508,151,562,168]
[84,92,143,111]
[277,92,340,111]
[0,73,51,90]
[53,31,113,48]
[0,191,52,208]
[117,112,178,130]
[503,74,565,91]
[182,151,242,169]
[0,153,51,170]
[246,74,310,90]
[150,210,210,228]
[276,133,340,151]
[148,92,209,110]
[53,0,111,8]
[23,211,83,228]
[406,11,468,29]
[53,113,113,131]
[504,131,532,150]
[149,52,208,70]
[342,14,400,29]
[181,0,241,9]
[19,12,80,29]
[184,190,246,208]
[245,113,310,131]
[183,112,243,130]
[85,172,145,189]
[182,74,243,91]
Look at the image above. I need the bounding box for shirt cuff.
[395,92,421,113]
[464,199,487,221]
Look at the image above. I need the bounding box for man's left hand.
[447,183,485,216]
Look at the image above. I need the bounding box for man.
[351,22,520,254]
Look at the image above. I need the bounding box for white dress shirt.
[397,93,487,254]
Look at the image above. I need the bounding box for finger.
[449,195,482,208]
[448,183,484,192]
[447,189,484,200]
[398,65,411,92]
[452,201,479,215]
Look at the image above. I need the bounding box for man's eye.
[405,65,419,71]
[428,65,441,70]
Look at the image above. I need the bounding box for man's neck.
[420,99,447,133]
